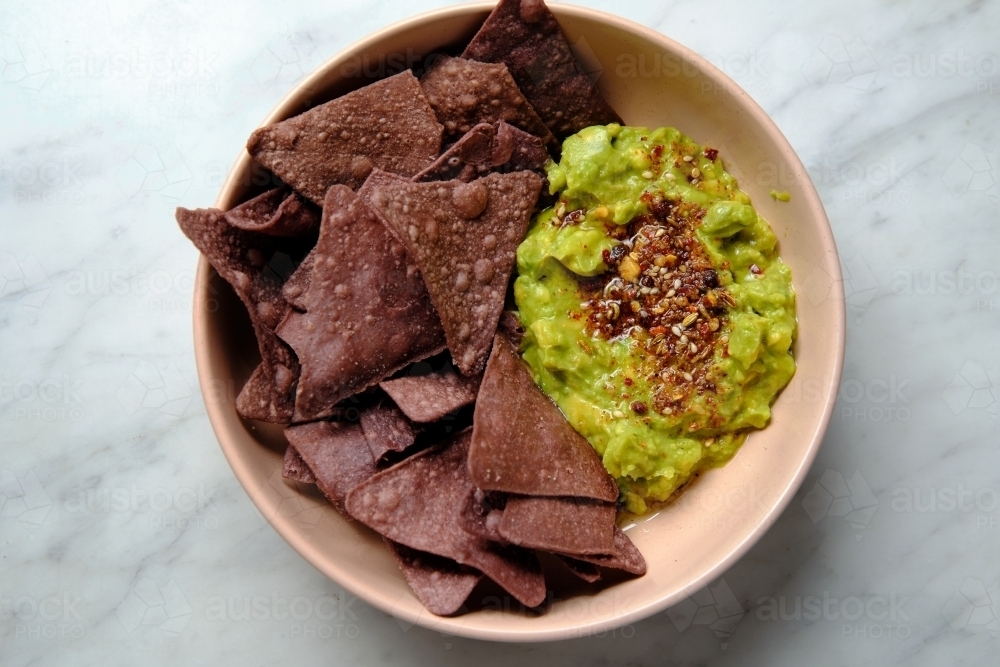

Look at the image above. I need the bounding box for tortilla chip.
[367,171,542,375]
[247,71,443,203]
[497,310,526,348]
[225,187,321,237]
[282,444,316,484]
[284,420,377,514]
[561,527,646,576]
[176,207,299,422]
[412,123,495,183]
[277,185,445,421]
[556,556,601,583]
[470,334,619,501]
[413,121,550,184]
[235,363,274,421]
[459,487,507,543]
[379,369,480,423]
[356,169,412,243]
[359,401,418,463]
[498,495,616,556]
[420,55,555,146]
[346,430,546,608]
[462,0,621,138]
[385,539,482,617]
[491,121,550,174]
[281,248,315,310]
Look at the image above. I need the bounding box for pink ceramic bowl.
[193,1,845,642]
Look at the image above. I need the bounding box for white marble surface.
[2,0,998,663]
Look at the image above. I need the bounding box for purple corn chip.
[284,420,377,515]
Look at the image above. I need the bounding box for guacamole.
[514,124,796,515]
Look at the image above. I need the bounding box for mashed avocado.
[514,124,796,515]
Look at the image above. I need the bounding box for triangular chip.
[413,121,550,184]
[176,207,299,422]
[420,55,555,146]
[368,171,542,374]
[460,487,507,543]
[356,169,411,243]
[491,121,549,174]
[556,556,601,583]
[247,71,444,203]
[379,369,480,423]
[277,185,445,420]
[497,310,526,348]
[385,539,482,617]
[282,444,316,484]
[224,187,321,237]
[462,0,621,138]
[412,123,495,183]
[359,401,418,463]
[284,420,377,515]
[497,495,616,556]
[470,334,619,501]
[346,430,546,607]
[559,527,647,576]
[281,248,315,310]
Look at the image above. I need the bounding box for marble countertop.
[2,0,997,664]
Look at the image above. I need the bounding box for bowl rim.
[194,0,846,642]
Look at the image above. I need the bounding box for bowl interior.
[194,2,844,642]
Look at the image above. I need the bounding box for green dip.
[514,124,796,515]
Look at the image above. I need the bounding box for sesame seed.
[671,326,681,336]
[679,334,688,344]
[612,410,625,419]
[673,278,682,289]
[642,170,653,179]
[720,335,729,344]
[665,173,676,181]
[683,372,693,382]
[682,155,693,162]
[640,287,651,295]
[690,343,697,353]
[665,289,676,298]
